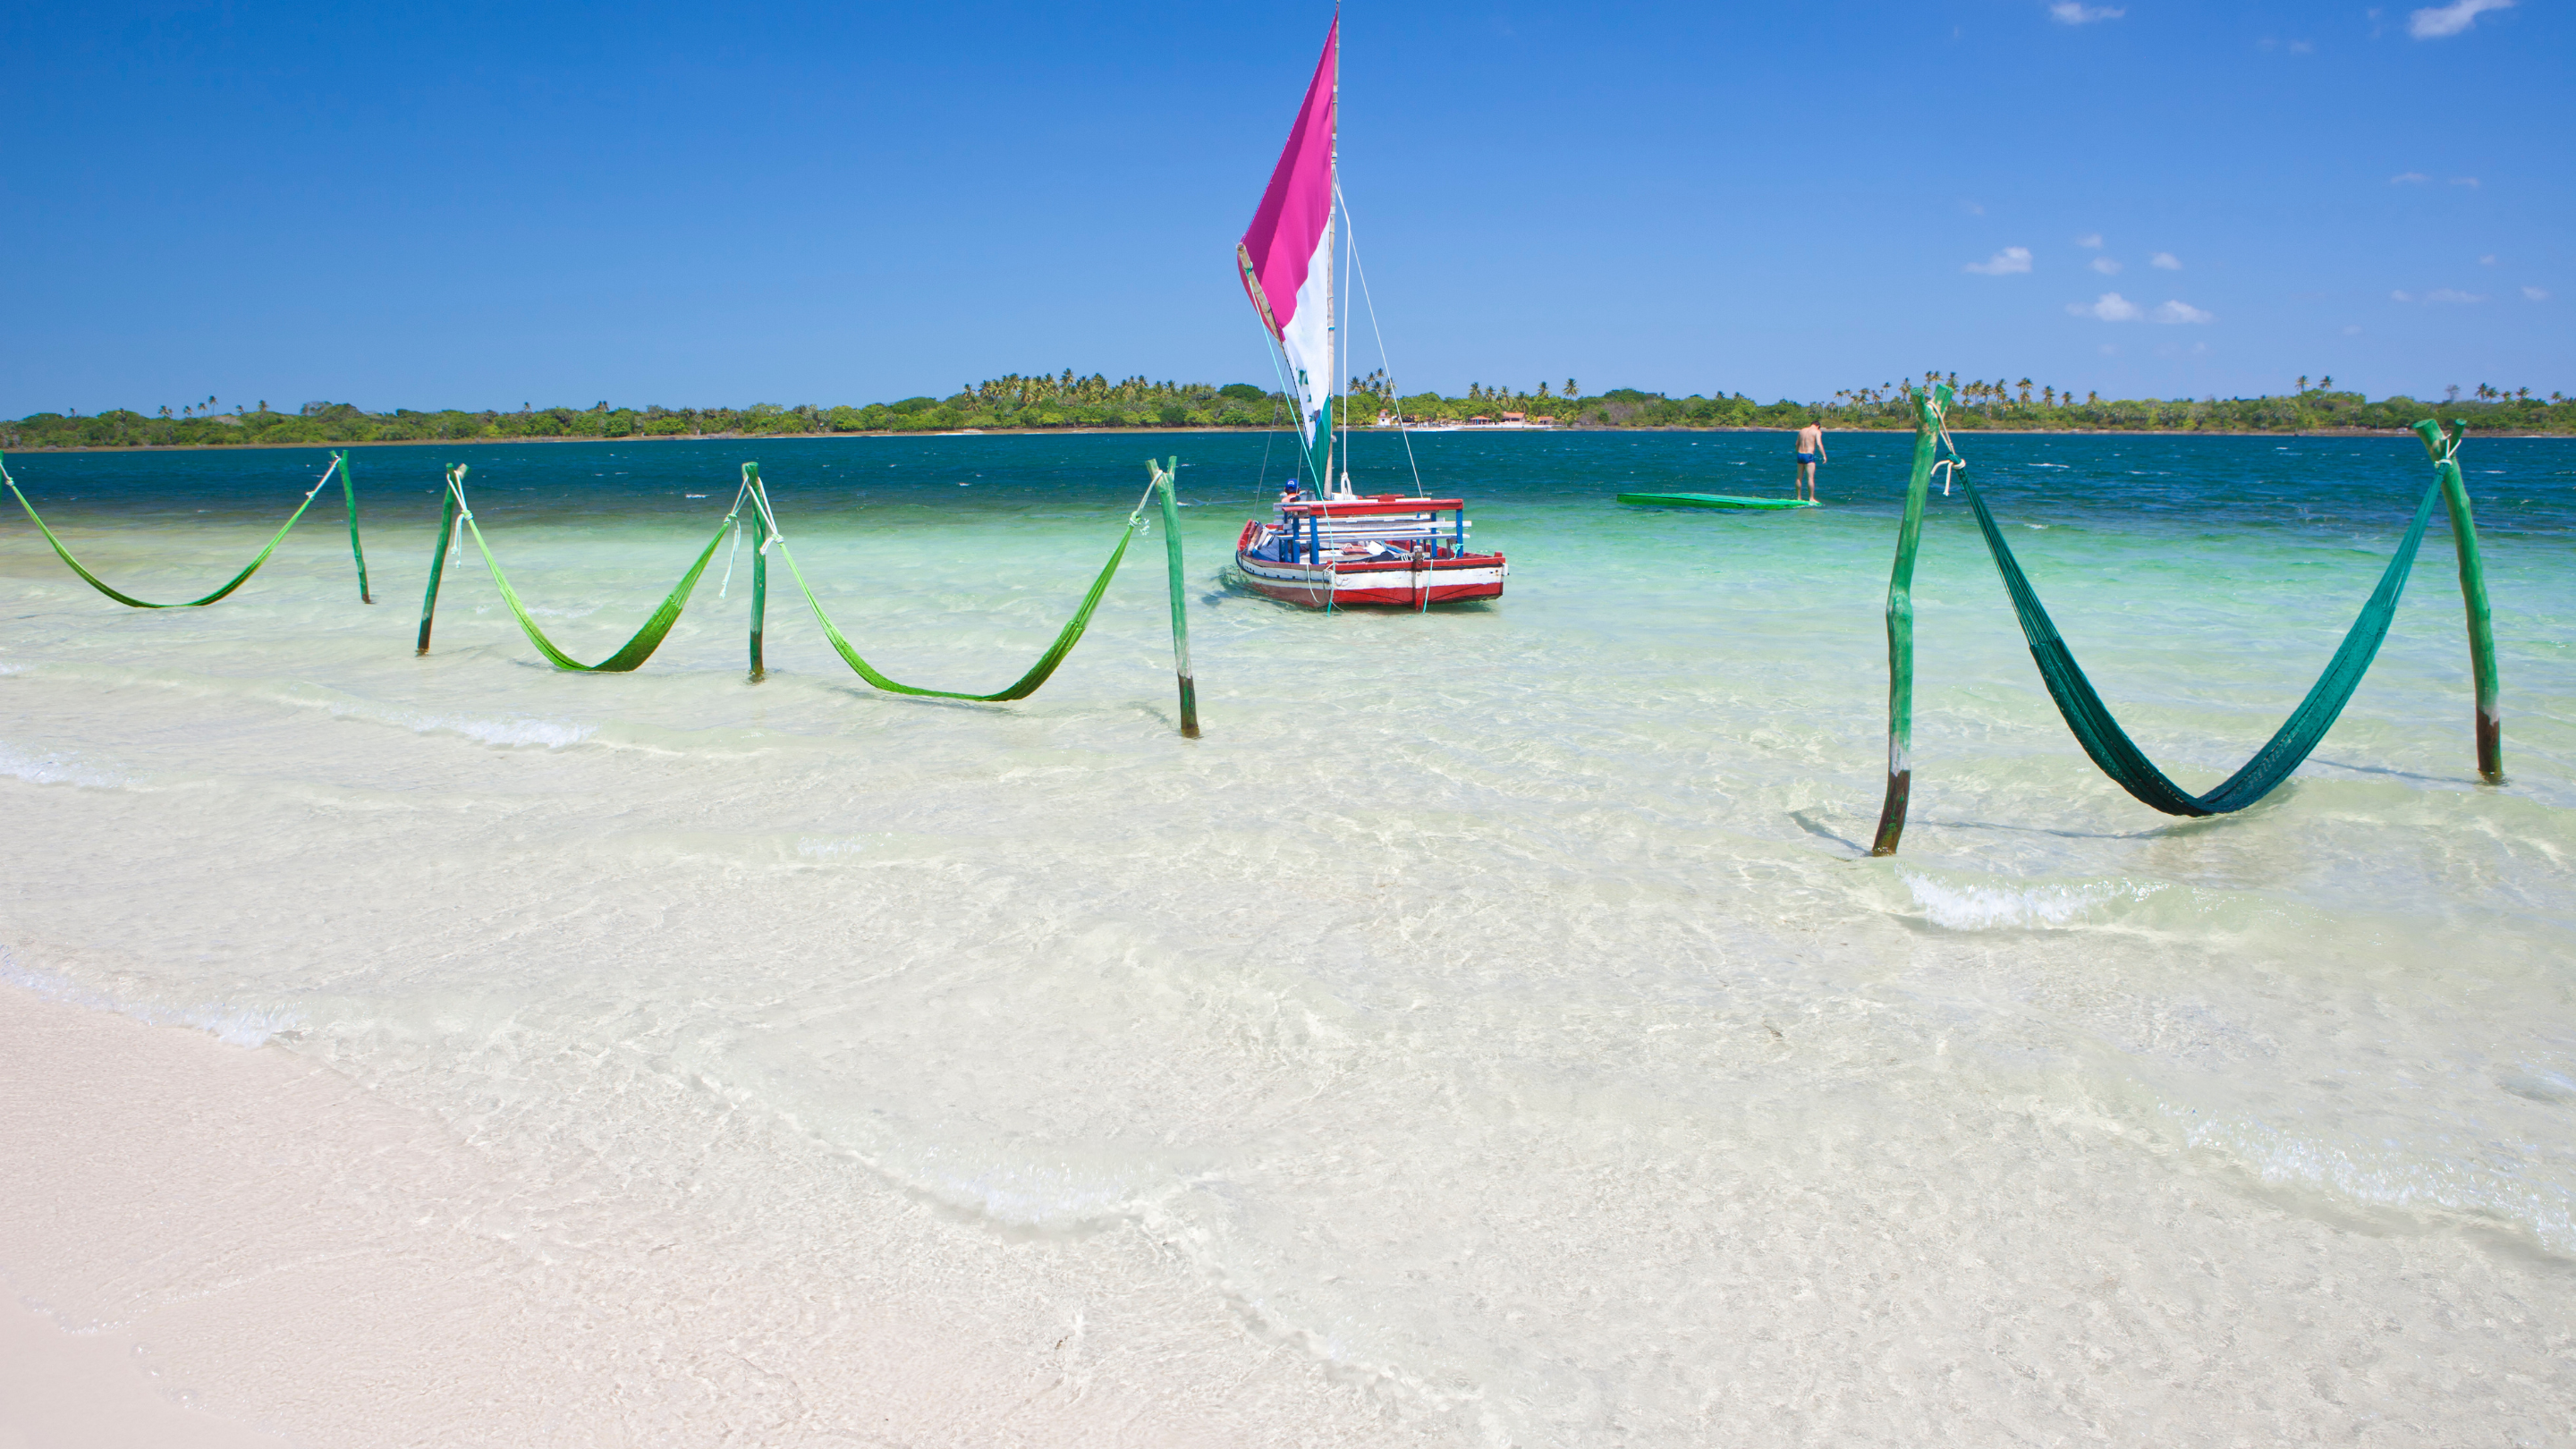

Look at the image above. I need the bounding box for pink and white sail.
[1236,19,1337,483]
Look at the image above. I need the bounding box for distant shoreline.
[7,423,2550,456]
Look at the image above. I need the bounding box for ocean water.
[4,428,2572,1444]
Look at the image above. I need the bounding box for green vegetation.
[7,371,2570,450]
[1807,372,2575,435]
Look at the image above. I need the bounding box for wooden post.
[1153,457,1199,737]
[335,451,372,603]
[1870,385,1951,856]
[744,463,768,681]
[416,465,462,655]
[2413,419,2502,782]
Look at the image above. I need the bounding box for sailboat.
[1229,17,1509,609]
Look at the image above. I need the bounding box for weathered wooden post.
[335,451,372,602]
[416,464,462,655]
[1151,456,1199,737]
[1870,383,1952,856]
[745,462,768,682]
[2412,419,2501,783]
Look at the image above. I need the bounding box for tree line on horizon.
[5,369,2569,450]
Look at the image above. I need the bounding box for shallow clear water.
[5,429,2573,1444]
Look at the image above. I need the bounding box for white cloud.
[2152,300,2215,324]
[2291,39,2314,53]
[2343,325,2365,335]
[2451,176,2481,188]
[2069,292,2143,321]
[2391,290,2413,302]
[2091,256,2123,275]
[2425,288,2485,303]
[2150,252,2181,269]
[2525,286,2550,301]
[2479,254,2497,265]
[2409,0,2512,38]
[2051,2,2127,21]
[2390,172,2431,184]
[2076,233,2104,248]
[1965,246,2034,275]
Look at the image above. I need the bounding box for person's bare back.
[1793,420,1827,502]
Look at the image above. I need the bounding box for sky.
[2,0,2567,416]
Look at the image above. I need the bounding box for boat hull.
[1233,549,1507,608]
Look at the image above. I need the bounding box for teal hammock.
[1959,466,2442,818]
[1868,391,2500,854]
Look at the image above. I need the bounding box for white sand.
[0,982,1432,1447]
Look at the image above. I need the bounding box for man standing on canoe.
[1793,419,1827,503]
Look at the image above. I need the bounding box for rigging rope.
[3,451,369,607]
[1335,180,1429,498]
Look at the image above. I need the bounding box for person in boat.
[1793,419,1827,502]
[1280,480,1305,505]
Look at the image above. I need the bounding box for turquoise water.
[4,429,2572,1444]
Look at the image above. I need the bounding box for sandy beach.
[4,429,2571,1445]
[0,979,1433,1447]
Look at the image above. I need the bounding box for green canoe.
[1616,492,1818,511]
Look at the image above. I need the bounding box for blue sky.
[3,0,2565,415]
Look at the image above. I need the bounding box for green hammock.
[1867,393,2500,854]
[741,467,1142,701]
[1960,467,2443,818]
[430,463,732,672]
[421,462,1148,700]
[3,451,371,607]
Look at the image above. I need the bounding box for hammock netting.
[3,453,370,607]
[425,464,1147,699]
[1959,469,2444,817]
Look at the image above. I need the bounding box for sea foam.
[0,949,301,1048]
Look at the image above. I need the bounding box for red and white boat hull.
[1232,496,1507,609]
[1233,549,1508,607]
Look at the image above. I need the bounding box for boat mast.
[1327,3,1341,495]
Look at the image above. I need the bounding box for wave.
[1901,871,2159,929]
[2165,1094,2576,1258]
[0,741,130,789]
[0,948,301,1048]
